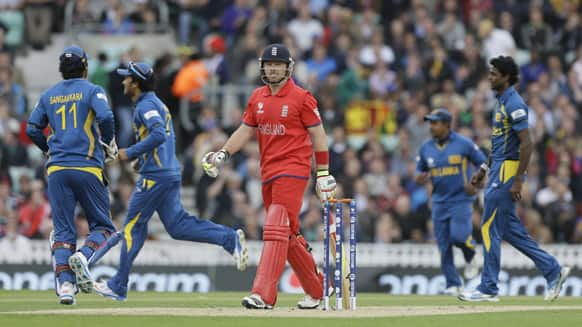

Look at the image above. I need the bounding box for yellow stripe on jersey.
[83,111,95,159]
[500,160,519,184]
[465,235,475,250]
[153,148,162,167]
[47,165,103,183]
[124,212,142,252]
[462,157,468,184]
[481,209,497,252]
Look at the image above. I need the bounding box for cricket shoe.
[58,281,76,305]
[545,266,571,301]
[93,280,126,302]
[297,295,321,309]
[69,252,93,293]
[442,286,463,296]
[458,290,499,302]
[241,293,273,309]
[233,229,248,271]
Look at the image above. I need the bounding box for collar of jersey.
[259,78,295,97]
[433,131,455,146]
[496,86,515,103]
[134,91,154,104]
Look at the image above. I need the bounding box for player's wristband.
[314,151,329,166]
[316,170,329,177]
[480,163,490,173]
[218,149,231,160]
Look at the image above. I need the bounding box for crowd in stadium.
[1,0,581,245]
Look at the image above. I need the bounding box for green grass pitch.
[0,291,581,327]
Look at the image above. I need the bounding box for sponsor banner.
[1,265,580,296]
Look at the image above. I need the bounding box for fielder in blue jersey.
[459,56,570,302]
[416,108,486,296]
[92,62,248,301]
[26,45,118,305]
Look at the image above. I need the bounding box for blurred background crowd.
[1,0,582,245]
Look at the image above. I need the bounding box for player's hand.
[316,173,337,201]
[118,149,129,161]
[510,176,523,201]
[202,149,230,178]
[415,172,430,185]
[131,158,140,172]
[464,183,478,195]
[100,139,118,163]
[471,169,486,186]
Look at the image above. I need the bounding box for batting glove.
[316,170,337,201]
[100,139,118,163]
[202,149,230,178]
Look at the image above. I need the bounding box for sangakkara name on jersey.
[258,123,286,136]
[430,166,460,177]
[49,93,83,104]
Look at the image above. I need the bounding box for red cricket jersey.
[242,79,321,183]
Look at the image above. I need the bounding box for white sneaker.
[69,252,93,293]
[297,295,320,309]
[545,266,571,301]
[458,290,500,302]
[93,280,126,302]
[233,229,248,271]
[241,293,273,309]
[464,258,480,279]
[442,286,463,296]
[58,281,76,305]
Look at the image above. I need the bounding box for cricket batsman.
[415,108,486,296]
[91,61,248,301]
[459,56,570,302]
[26,45,118,305]
[202,44,336,309]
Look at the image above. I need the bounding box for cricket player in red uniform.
[202,44,336,309]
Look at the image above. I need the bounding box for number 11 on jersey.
[56,103,77,130]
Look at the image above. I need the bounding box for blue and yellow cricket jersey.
[488,86,529,187]
[27,78,114,168]
[125,91,181,179]
[416,131,486,203]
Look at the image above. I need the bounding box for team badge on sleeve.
[96,93,108,103]
[510,108,526,120]
[144,110,160,120]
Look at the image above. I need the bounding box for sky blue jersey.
[27,78,114,168]
[416,131,486,203]
[126,91,181,179]
[490,86,529,162]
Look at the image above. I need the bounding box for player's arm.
[203,95,257,177]
[201,123,255,177]
[91,87,115,144]
[121,107,165,161]
[508,104,530,201]
[26,100,49,153]
[308,123,336,201]
[466,141,488,191]
[414,146,430,185]
[511,128,532,201]
[222,123,256,156]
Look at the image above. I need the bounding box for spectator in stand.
[23,0,53,50]
[17,179,49,239]
[287,2,323,55]
[0,65,26,118]
[102,3,134,34]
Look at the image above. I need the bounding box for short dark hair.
[490,56,519,85]
[131,75,156,92]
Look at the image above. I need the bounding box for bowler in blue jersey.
[92,62,248,301]
[26,45,117,305]
[459,56,570,302]
[416,108,486,296]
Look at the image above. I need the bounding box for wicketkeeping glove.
[315,170,337,201]
[202,149,230,178]
[100,139,118,163]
